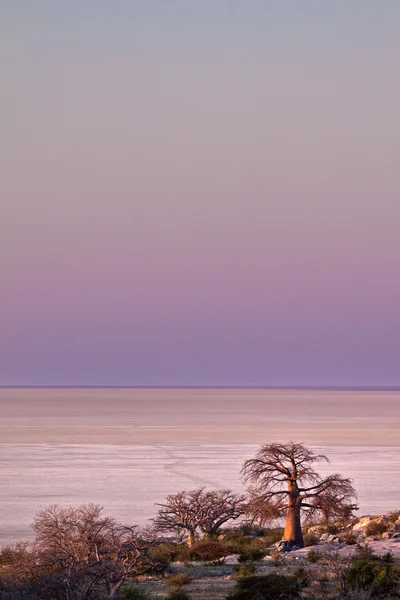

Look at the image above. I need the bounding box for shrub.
[235,561,256,578]
[190,540,233,564]
[165,573,192,590]
[306,549,321,563]
[227,573,301,600]
[355,544,375,561]
[166,591,191,600]
[292,567,311,587]
[364,521,388,537]
[121,585,153,600]
[268,549,284,565]
[237,539,266,562]
[171,543,192,563]
[341,531,358,545]
[325,523,340,535]
[263,527,284,546]
[345,552,399,597]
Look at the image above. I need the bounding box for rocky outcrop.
[305,511,400,545]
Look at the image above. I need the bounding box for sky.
[1,1,400,387]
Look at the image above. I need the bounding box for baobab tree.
[242,442,357,549]
[197,489,246,537]
[153,488,246,546]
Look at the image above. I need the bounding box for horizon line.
[1,385,400,391]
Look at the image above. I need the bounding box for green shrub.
[235,561,256,578]
[227,573,301,600]
[345,552,399,597]
[172,543,192,563]
[263,527,284,545]
[146,542,175,574]
[237,539,266,562]
[121,585,153,600]
[365,521,388,537]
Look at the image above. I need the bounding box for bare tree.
[242,442,357,549]
[197,489,246,537]
[33,504,157,598]
[153,488,245,546]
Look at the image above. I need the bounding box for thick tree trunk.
[187,529,195,547]
[283,502,304,548]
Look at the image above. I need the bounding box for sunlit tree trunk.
[282,484,304,548]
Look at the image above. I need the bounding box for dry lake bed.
[1,388,399,545]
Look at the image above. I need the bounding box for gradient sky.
[1,1,400,386]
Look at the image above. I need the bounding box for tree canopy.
[242,442,357,548]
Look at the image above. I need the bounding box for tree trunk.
[187,529,195,547]
[283,502,304,548]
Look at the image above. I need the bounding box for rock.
[276,540,301,553]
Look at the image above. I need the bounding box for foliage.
[263,527,284,546]
[165,573,193,590]
[190,540,235,564]
[166,590,191,600]
[242,442,357,547]
[291,566,311,587]
[237,538,266,562]
[121,585,154,600]
[345,552,399,597]
[227,573,301,600]
[235,561,256,577]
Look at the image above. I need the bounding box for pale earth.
[0,388,399,545]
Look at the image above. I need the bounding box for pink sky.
[1,2,400,385]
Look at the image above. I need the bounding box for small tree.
[242,442,357,549]
[153,488,245,546]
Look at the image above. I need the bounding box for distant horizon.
[1,384,400,391]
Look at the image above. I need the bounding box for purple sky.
[2,2,400,386]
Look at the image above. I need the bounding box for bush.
[227,573,301,600]
[171,543,192,563]
[165,573,192,590]
[364,520,388,537]
[121,585,153,600]
[235,561,256,578]
[345,552,399,597]
[190,540,233,564]
[325,523,340,535]
[292,566,311,587]
[166,591,191,600]
[263,527,284,546]
[306,549,321,563]
[237,539,266,562]
[341,531,358,545]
